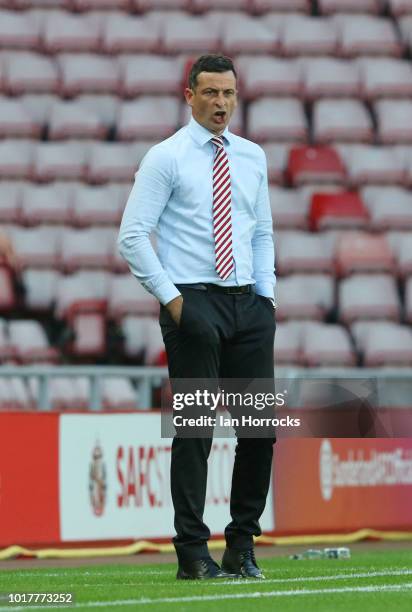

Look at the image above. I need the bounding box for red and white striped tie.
[211,136,234,280]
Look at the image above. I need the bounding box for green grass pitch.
[0,549,411,611]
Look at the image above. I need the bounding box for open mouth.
[213,111,226,123]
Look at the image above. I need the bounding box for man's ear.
[184,87,194,107]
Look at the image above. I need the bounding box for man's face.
[185,70,238,135]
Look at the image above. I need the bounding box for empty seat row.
[275,230,412,276]
[0,374,140,411]
[0,182,129,225]
[275,320,412,366]
[0,11,404,56]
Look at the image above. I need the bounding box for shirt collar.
[188,116,233,147]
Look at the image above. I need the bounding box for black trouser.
[159,285,276,562]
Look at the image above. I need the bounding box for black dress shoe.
[176,557,241,580]
[221,547,265,579]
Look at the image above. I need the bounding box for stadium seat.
[74,95,119,130]
[281,16,338,56]
[0,97,41,138]
[0,10,41,49]
[287,146,346,186]
[72,0,130,10]
[0,318,16,361]
[22,268,60,311]
[391,232,412,277]
[398,15,412,50]
[276,230,334,274]
[3,52,59,94]
[334,15,401,57]
[117,97,180,140]
[102,14,160,54]
[143,317,167,365]
[261,143,295,184]
[67,309,107,358]
[374,100,412,144]
[20,182,73,225]
[273,321,303,365]
[221,15,278,55]
[162,15,220,53]
[361,187,412,230]
[61,227,116,272]
[108,275,159,319]
[342,145,406,186]
[309,192,369,230]
[247,97,307,142]
[275,274,335,320]
[313,98,373,144]
[48,100,107,140]
[0,139,34,180]
[0,182,22,223]
[269,187,308,229]
[318,0,381,13]
[55,270,109,319]
[12,225,62,268]
[33,141,90,181]
[28,375,85,411]
[102,377,138,411]
[252,0,309,11]
[358,58,412,99]
[336,231,396,275]
[301,322,356,366]
[193,0,249,9]
[58,54,119,96]
[303,58,360,99]
[0,266,16,312]
[135,0,189,9]
[389,0,412,16]
[20,93,59,127]
[72,184,122,226]
[119,55,183,96]
[87,142,147,183]
[339,274,401,322]
[351,321,412,366]
[8,319,59,363]
[120,315,147,359]
[240,57,302,99]
[0,377,34,411]
[42,11,101,53]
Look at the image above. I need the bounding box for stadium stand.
[0,0,412,401]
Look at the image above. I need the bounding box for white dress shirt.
[118,116,276,305]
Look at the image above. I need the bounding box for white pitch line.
[1,582,412,610]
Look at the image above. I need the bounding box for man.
[118,54,276,580]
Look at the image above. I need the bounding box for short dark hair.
[188,54,237,90]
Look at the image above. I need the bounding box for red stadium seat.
[287,146,346,186]
[309,192,369,230]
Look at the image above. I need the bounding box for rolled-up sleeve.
[117,144,181,305]
[251,150,276,299]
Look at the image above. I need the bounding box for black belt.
[176,283,253,295]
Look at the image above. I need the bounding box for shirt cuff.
[155,279,182,306]
[254,281,275,300]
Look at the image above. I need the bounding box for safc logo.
[89,441,107,516]
[319,439,412,502]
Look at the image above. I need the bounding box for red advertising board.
[0,413,60,546]
[274,438,412,533]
